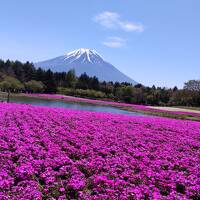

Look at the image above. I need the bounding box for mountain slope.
[34,48,137,84]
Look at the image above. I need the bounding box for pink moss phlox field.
[0,102,200,199]
[27,93,200,118]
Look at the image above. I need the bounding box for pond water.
[10,96,146,116]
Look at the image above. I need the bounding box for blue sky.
[0,0,200,88]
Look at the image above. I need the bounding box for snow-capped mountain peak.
[64,48,104,64]
[34,48,138,85]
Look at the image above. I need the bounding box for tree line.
[0,59,200,106]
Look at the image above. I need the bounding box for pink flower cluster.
[26,93,200,118]
[0,102,200,199]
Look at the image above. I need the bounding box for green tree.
[65,69,76,88]
[184,80,200,91]
[43,69,57,93]
[0,76,24,92]
[90,76,99,90]
[76,73,90,89]
[25,80,44,93]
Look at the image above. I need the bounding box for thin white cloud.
[94,11,144,32]
[94,11,119,29]
[102,37,126,48]
[119,21,144,32]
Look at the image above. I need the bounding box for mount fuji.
[34,48,137,84]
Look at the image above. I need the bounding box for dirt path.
[149,106,200,113]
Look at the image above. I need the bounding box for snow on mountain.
[34,48,137,84]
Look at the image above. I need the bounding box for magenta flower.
[0,102,199,199]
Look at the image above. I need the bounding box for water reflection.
[11,96,146,116]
